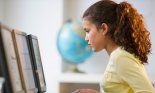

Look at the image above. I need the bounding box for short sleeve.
[116,55,155,93]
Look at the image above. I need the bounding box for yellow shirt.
[100,47,155,93]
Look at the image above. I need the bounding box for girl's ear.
[100,23,109,35]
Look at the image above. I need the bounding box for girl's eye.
[86,31,89,34]
[84,28,90,33]
[85,30,90,33]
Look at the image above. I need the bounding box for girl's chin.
[92,47,103,52]
[92,48,98,52]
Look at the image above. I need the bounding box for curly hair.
[83,0,151,64]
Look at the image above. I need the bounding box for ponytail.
[115,2,151,64]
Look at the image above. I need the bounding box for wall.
[145,0,155,81]
[3,0,63,93]
[0,0,4,22]
[63,0,98,22]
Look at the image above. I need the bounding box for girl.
[73,0,155,93]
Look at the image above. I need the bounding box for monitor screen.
[27,35,46,92]
[0,23,25,93]
[12,30,38,93]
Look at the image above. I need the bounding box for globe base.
[62,61,84,73]
[68,64,84,73]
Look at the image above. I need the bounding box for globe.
[57,21,93,65]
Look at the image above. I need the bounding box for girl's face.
[82,19,108,52]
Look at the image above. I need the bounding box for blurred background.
[0,0,154,93]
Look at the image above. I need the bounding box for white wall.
[63,0,99,22]
[3,0,63,93]
[0,0,4,22]
[145,0,155,82]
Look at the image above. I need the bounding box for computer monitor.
[12,30,38,93]
[27,35,46,93]
[0,23,25,93]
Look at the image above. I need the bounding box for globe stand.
[62,60,84,73]
[69,64,84,73]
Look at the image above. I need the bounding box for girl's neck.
[105,41,119,56]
